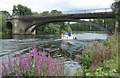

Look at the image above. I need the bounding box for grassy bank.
[74,34,119,76]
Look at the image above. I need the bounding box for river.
[1,32,108,76]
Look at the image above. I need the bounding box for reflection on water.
[1,33,108,76]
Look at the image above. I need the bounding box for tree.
[36,10,72,35]
[50,10,62,15]
[0,14,11,38]
[62,23,72,33]
[0,11,10,18]
[104,19,115,33]
[111,1,120,13]
[12,4,33,15]
[42,11,49,16]
[44,23,60,34]
[111,1,120,32]
[32,12,39,15]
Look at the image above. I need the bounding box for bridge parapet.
[11,8,114,19]
[62,8,113,14]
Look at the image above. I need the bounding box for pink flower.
[14,60,19,67]
[8,54,12,64]
[16,52,18,60]
[18,71,22,76]
[2,46,65,76]
[37,66,40,75]
[2,61,7,70]
[15,72,18,76]
[49,69,52,76]
[55,73,57,76]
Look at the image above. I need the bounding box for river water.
[1,32,108,76]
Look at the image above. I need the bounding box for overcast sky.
[0,0,115,15]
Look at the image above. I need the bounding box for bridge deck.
[8,12,115,21]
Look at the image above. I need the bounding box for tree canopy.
[0,11,10,18]
[36,10,72,35]
[12,4,33,15]
[111,1,120,32]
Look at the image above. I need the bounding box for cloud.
[0,0,114,15]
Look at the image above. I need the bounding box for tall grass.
[76,34,119,76]
[2,46,64,76]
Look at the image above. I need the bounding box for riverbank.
[1,33,108,76]
[73,31,106,34]
[75,33,119,76]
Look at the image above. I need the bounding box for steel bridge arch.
[25,19,112,35]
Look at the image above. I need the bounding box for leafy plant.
[85,67,118,76]
[76,34,119,76]
[76,51,92,68]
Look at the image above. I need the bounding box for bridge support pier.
[7,16,36,35]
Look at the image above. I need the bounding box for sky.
[0,0,115,15]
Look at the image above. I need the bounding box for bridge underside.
[24,19,112,35]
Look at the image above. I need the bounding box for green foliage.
[70,19,115,33]
[76,50,92,68]
[111,1,120,13]
[85,67,118,76]
[64,67,70,76]
[50,10,62,15]
[32,12,39,15]
[61,24,72,33]
[36,10,72,35]
[0,13,11,38]
[0,11,10,18]
[42,11,49,16]
[37,22,72,35]
[43,23,60,34]
[73,67,83,76]
[12,4,33,15]
[111,1,120,32]
[75,34,119,76]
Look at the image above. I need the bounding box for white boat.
[61,32,76,39]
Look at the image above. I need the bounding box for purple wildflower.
[8,54,12,64]
[2,46,65,76]
[16,52,18,61]
[14,60,19,67]
[2,61,7,70]
[15,72,18,76]
[48,68,52,76]
[18,70,22,76]
[37,66,40,75]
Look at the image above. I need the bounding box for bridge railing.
[12,8,113,18]
[62,8,113,14]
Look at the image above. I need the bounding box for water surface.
[1,32,108,75]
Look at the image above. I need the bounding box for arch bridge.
[6,8,115,35]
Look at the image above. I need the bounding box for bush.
[2,46,64,76]
[76,48,92,68]
[85,67,118,76]
[76,34,119,76]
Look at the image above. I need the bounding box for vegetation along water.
[0,1,120,77]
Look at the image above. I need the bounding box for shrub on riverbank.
[75,34,119,76]
[2,47,64,76]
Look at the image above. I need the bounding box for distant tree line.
[70,19,115,33]
[36,10,72,34]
